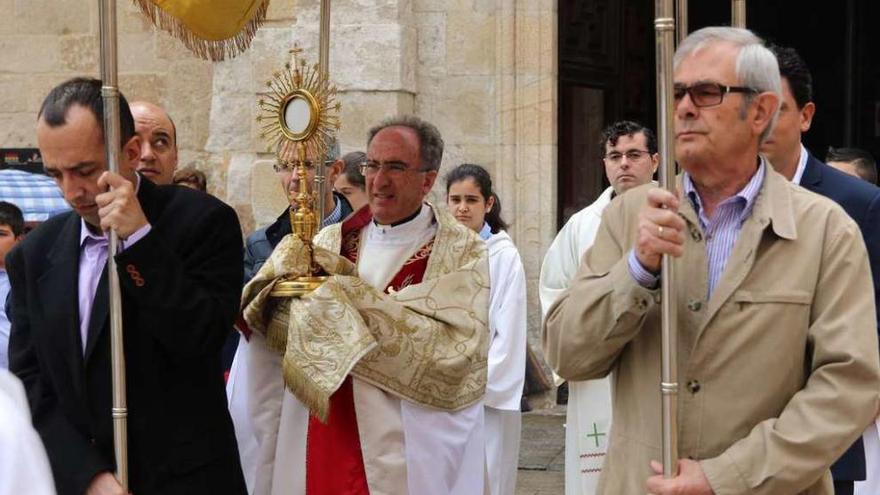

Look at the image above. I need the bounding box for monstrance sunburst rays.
[257,47,342,162]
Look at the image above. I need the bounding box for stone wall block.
[213,56,255,95]
[336,90,414,152]
[13,0,91,35]
[415,13,446,78]
[0,112,37,147]
[334,0,406,24]
[165,61,213,150]
[0,76,28,113]
[331,24,415,92]
[118,2,156,34]
[119,74,167,109]
[446,11,495,76]
[206,94,258,152]
[60,35,99,73]
[0,36,61,73]
[430,76,494,146]
[118,34,162,73]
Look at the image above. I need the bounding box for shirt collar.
[683,158,766,224]
[478,222,492,240]
[321,195,342,228]
[790,143,809,185]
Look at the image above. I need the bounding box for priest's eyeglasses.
[673,82,757,107]
[359,160,431,177]
[604,150,651,163]
[273,159,334,173]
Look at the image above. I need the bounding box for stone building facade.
[1,0,558,370]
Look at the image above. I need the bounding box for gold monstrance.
[257,47,341,297]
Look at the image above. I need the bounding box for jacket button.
[690,228,703,242]
[687,380,701,394]
[687,299,702,312]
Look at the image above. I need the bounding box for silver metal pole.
[98,0,128,489]
[654,0,679,479]
[732,0,746,28]
[676,0,688,45]
[315,0,332,223]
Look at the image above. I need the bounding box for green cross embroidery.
[585,422,606,448]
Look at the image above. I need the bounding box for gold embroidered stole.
[241,203,490,421]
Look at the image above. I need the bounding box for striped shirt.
[322,195,344,227]
[628,160,766,298]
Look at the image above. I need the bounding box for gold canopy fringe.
[131,0,270,62]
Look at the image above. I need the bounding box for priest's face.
[365,126,438,224]
[603,132,658,194]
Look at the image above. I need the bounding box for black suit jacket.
[801,153,880,482]
[8,177,247,495]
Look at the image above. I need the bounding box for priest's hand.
[646,459,714,495]
[96,171,148,240]
[85,471,129,495]
[635,187,686,273]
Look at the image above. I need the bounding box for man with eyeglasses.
[760,44,880,495]
[539,120,657,495]
[242,115,490,494]
[227,139,352,492]
[544,27,880,495]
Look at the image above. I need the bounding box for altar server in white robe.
[0,369,55,495]
[538,121,657,495]
[243,116,490,495]
[446,163,527,495]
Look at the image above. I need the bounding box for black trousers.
[833,480,854,495]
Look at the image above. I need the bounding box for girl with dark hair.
[333,151,369,212]
[445,163,526,495]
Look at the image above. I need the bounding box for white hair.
[674,27,782,143]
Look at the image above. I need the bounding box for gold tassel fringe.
[131,0,270,62]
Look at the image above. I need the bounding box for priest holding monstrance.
[240,59,490,493]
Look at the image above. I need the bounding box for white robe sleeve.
[539,213,587,320]
[538,191,609,319]
[0,370,55,495]
[246,332,286,495]
[484,236,527,411]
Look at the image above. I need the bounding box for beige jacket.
[543,165,880,495]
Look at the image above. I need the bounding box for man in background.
[226,139,352,492]
[826,147,878,185]
[539,120,657,495]
[130,101,178,185]
[0,201,23,370]
[760,44,880,495]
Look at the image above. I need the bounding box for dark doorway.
[557,0,655,227]
[557,0,880,226]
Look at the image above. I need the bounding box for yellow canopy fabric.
[133,0,270,61]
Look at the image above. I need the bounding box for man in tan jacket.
[543,27,880,495]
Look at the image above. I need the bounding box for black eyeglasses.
[273,159,334,173]
[673,82,757,108]
[359,160,431,177]
[604,150,652,163]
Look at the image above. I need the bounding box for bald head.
[130,101,178,184]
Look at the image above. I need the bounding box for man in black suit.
[761,45,880,495]
[7,78,247,495]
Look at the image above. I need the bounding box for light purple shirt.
[628,160,766,298]
[77,177,151,354]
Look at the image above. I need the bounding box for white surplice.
[855,420,880,495]
[538,187,614,495]
[0,370,55,495]
[483,230,527,495]
[246,204,486,495]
